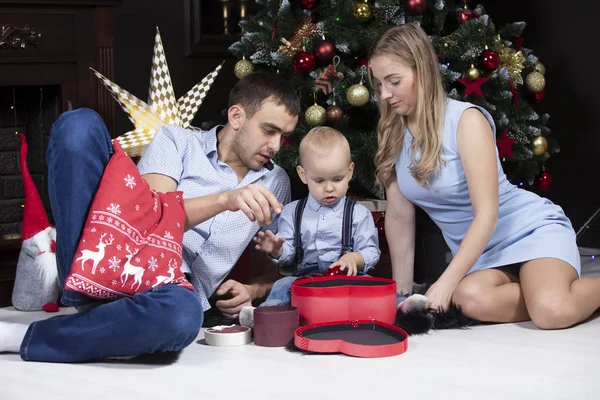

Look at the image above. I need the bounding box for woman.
[368,23,598,329]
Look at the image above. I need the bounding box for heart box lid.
[294,319,408,358]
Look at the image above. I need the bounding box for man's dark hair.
[228,71,300,119]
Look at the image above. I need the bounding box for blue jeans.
[20,109,203,362]
[261,263,407,307]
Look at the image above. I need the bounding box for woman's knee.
[526,295,578,330]
[452,281,495,318]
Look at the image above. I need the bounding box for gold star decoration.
[499,47,526,86]
[91,27,223,157]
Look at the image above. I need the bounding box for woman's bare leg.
[520,258,600,329]
[452,267,530,323]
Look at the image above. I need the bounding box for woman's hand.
[425,277,459,312]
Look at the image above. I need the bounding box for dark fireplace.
[0,85,59,239]
[0,0,123,306]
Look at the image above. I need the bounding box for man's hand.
[215,279,254,317]
[253,230,285,258]
[221,184,283,227]
[329,252,363,276]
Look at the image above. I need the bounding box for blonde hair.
[369,24,446,187]
[299,126,351,166]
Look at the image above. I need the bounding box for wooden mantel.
[0,0,125,136]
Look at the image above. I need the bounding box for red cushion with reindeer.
[65,140,193,300]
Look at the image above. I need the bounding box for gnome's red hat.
[19,133,51,242]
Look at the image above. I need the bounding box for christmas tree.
[230,0,555,199]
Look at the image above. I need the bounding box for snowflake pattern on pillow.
[65,140,193,300]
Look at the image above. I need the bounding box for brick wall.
[0,86,58,239]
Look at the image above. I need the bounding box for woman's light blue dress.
[395,99,580,276]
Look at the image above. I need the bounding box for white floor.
[1,255,600,400]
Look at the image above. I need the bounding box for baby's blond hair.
[299,126,351,165]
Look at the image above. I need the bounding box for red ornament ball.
[325,265,345,276]
[479,49,500,72]
[405,0,427,16]
[458,9,477,23]
[533,89,546,103]
[354,56,369,69]
[300,0,319,9]
[293,51,316,74]
[314,39,336,65]
[536,171,553,191]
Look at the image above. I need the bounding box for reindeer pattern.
[65,160,193,299]
[75,228,187,292]
[152,258,178,287]
[75,233,115,274]
[120,244,145,291]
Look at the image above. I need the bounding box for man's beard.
[233,126,263,171]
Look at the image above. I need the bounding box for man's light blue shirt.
[137,124,291,310]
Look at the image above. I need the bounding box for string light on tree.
[376,214,385,231]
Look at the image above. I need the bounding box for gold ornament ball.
[352,1,372,22]
[466,65,480,80]
[234,59,254,79]
[346,83,370,107]
[534,61,546,76]
[530,135,548,156]
[305,104,327,127]
[525,71,546,93]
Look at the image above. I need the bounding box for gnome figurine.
[11,133,60,311]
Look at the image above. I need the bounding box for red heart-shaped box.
[291,276,397,325]
[294,320,408,358]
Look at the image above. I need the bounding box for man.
[0,72,300,362]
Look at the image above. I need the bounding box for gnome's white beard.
[23,226,58,289]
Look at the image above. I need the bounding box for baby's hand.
[329,253,360,276]
[253,230,285,258]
